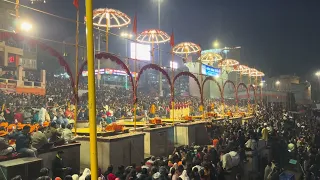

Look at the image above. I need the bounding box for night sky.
[21,0,320,78]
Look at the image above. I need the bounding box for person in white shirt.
[39,106,47,125]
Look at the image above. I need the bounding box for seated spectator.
[9,125,37,157]
[62,124,75,143]
[14,108,23,123]
[23,108,33,124]
[0,129,14,156]
[45,122,63,145]
[32,126,51,150]
[32,110,40,124]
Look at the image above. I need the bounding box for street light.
[20,22,32,32]
[275,80,280,85]
[315,71,320,77]
[213,40,219,48]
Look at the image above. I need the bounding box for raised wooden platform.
[174,121,210,146]
[0,157,42,180]
[143,126,174,157]
[75,132,144,171]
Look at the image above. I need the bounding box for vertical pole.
[171,49,174,124]
[85,0,98,179]
[15,0,19,32]
[74,9,79,135]
[97,30,101,87]
[134,37,137,131]
[125,39,128,89]
[158,0,162,97]
[199,60,204,120]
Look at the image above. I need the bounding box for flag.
[73,0,79,9]
[132,13,137,35]
[170,29,174,47]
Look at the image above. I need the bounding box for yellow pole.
[74,8,79,136]
[171,49,174,125]
[85,0,98,179]
[134,36,137,131]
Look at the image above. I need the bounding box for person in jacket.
[23,108,33,124]
[61,124,74,143]
[9,125,37,157]
[0,129,14,156]
[52,151,71,179]
[31,126,51,150]
[45,122,63,145]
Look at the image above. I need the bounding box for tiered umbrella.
[136,29,170,63]
[85,8,131,52]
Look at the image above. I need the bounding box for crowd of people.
[14,104,315,180]
[1,73,320,180]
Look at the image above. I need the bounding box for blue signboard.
[202,64,220,77]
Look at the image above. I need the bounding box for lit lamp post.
[20,22,32,32]
[85,8,131,87]
[120,32,133,89]
[276,80,280,90]
[213,40,220,49]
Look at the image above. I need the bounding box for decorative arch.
[222,80,236,103]
[135,64,172,92]
[236,83,249,103]
[202,76,223,103]
[77,52,135,102]
[173,71,202,104]
[256,85,262,102]
[248,84,257,102]
[0,32,76,98]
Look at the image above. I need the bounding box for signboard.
[170,62,178,69]
[82,68,136,77]
[130,43,151,61]
[201,64,220,77]
[7,53,16,67]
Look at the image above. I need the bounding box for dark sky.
[22,0,320,78]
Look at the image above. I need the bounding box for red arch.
[222,80,236,103]
[136,63,172,91]
[248,84,256,102]
[236,83,249,103]
[173,71,202,104]
[77,52,135,102]
[202,76,223,103]
[0,32,76,98]
[256,85,262,102]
